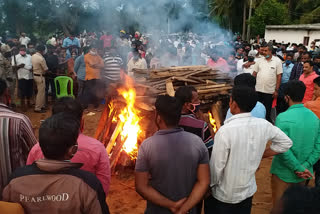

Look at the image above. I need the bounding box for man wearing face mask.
[175,86,214,154]
[12,45,33,111]
[253,44,283,122]
[127,49,147,77]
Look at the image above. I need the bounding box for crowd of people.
[0,29,320,214]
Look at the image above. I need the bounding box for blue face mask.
[285,60,292,65]
[265,55,270,59]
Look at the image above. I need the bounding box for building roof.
[266,23,320,30]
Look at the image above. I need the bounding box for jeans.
[77,79,85,97]
[45,77,56,103]
[204,195,253,214]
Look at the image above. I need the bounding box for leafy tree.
[248,0,289,36]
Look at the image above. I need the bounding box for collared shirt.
[0,103,37,196]
[135,128,209,214]
[305,97,320,119]
[127,58,147,77]
[210,113,292,204]
[226,101,266,120]
[12,54,33,80]
[62,37,81,59]
[299,72,319,103]
[270,104,320,183]
[26,133,111,195]
[179,114,214,150]
[290,62,318,80]
[282,63,294,83]
[84,53,104,80]
[31,52,48,75]
[103,53,123,81]
[254,56,283,94]
[74,55,86,81]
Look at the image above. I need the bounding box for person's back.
[137,130,207,213]
[270,104,319,181]
[2,113,109,214]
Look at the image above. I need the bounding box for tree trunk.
[242,0,247,40]
[246,0,253,41]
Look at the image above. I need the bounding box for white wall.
[265,28,320,45]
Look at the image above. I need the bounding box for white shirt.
[254,56,283,94]
[12,54,33,80]
[127,58,147,77]
[210,113,292,204]
[237,59,256,75]
[19,36,31,47]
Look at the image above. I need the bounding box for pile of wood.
[133,65,232,111]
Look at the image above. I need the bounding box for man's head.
[303,61,313,75]
[234,73,256,89]
[286,54,293,65]
[313,77,320,99]
[52,97,83,122]
[19,45,27,56]
[155,95,182,129]
[301,52,311,63]
[298,46,305,54]
[39,112,80,160]
[229,86,258,115]
[260,43,272,59]
[36,44,46,55]
[314,55,320,65]
[0,79,9,105]
[283,80,306,106]
[21,32,26,37]
[175,86,200,114]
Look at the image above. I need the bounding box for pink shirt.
[100,35,113,48]
[207,57,230,72]
[299,72,319,103]
[27,133,111,195]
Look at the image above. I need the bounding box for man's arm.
[289,64,297,80]
[302,121,320,169]
[210,129,230,187]
[135,172,187,212]
[74,57,81,74]
[177,164,210,213]
[273,74,282,98]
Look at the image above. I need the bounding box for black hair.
[261,42,273,51]
[36,44,45,52]
[0,79,7,96]
[284,80,306,102]
[175,86,197,104]
[83,46,90,55]
[314,55,320,60]
[286,53,294,58]
[304,60,314,67]
[281,185,320,214]
[19,45,26,50]
[39,112,80,159]
[52,97,83,122]
[231,86,258,112]
[234,73,256,89]
[313,76,320,87]
[155,95,182,127]
[302,52,312,59]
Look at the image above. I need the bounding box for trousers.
[34,76,46,111]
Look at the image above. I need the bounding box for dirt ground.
[24,106,274,214]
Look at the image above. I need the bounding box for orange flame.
[208,112,217,133]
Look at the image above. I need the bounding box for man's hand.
[18,63,25,68]
[170,198,187,213]
[295,169,314,179]
[243,61,255,69]
[273,90,278,99]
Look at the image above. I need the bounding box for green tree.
[248,0,289,36]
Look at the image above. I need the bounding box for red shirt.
[27,133,111,195]
[299,72,319,103]
[207,57,230,72]
[100,35,113,48]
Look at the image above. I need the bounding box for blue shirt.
[62,37,81,59]
[282,63,294,83]
[226,101,266,120]
[74,55,86,81]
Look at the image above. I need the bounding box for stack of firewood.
[133,65,232,111]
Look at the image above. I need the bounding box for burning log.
[106,121,124,154]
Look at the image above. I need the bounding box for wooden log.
[102,109,117,146]
[195,84,227,90]
[197,86,233,94]
[110,135,128,169]
[211,101,223,130]
[166,80,175,97]
[106,121,124,154]
[94,102,110,140]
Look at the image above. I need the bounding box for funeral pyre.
[95,66,232,171]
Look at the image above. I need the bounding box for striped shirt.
[210,113,292,204]
[0,103,37,196]
[179,114,214,151]
[103,53,123,82]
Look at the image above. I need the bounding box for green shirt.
[270,104,320,183]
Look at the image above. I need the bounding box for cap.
[120,30,126,34]
[248,50,257,57]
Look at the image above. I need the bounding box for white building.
[265,23,320,46]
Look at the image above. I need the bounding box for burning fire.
[208,112,217,133]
